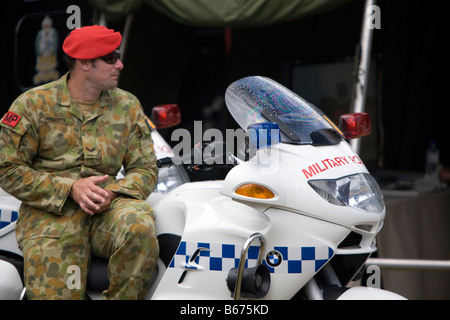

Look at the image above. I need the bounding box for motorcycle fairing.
[151,181,350,300]
[0,191,20,238]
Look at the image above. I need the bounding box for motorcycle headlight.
[308,173,384,213]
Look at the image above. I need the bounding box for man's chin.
[105,81,119,90]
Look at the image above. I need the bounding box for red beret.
[63,25,122,60]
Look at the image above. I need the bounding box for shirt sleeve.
[0,109,76,216]
[105,110,158,200]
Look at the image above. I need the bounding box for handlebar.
[156,157,174,168]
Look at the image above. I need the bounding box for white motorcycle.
[0,76,405,300]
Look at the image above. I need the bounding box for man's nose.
[115,58,124,70]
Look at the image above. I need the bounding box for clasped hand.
[69,175,118,215]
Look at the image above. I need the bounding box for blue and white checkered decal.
[0,209,18,230]
[169,241,334,274]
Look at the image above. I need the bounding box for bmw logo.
[265,250,283,267]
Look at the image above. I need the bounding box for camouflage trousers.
[19,198,159,300]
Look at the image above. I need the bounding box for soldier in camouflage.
[0,25,159,299]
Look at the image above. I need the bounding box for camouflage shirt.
[0,73,158,217]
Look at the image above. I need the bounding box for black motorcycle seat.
[86,233,182,292]
[87,255,110,291]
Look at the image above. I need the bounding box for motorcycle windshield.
[225,76,344,145]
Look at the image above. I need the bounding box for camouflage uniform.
[0,73,159,299]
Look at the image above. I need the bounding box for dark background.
[1,0,447,177]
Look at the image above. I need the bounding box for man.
[0,25,159,299]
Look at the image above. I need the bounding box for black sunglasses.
[99,50,121,64]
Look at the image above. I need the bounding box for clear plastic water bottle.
[425,140,440,177]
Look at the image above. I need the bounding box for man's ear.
[77,59,92,71]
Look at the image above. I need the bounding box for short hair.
[65,55,76,71]
[65,55,97,71]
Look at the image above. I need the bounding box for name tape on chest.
[2,111,21,127]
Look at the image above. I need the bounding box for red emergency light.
[339,112,372,139]
[152,104,181,129]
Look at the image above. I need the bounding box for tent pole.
[350,0,377,154]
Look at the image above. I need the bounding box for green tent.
[89,0,356,27]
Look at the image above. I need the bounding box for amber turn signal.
[235,184,275,199]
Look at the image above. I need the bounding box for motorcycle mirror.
[338,113,372,139]
[151,104,181,129]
